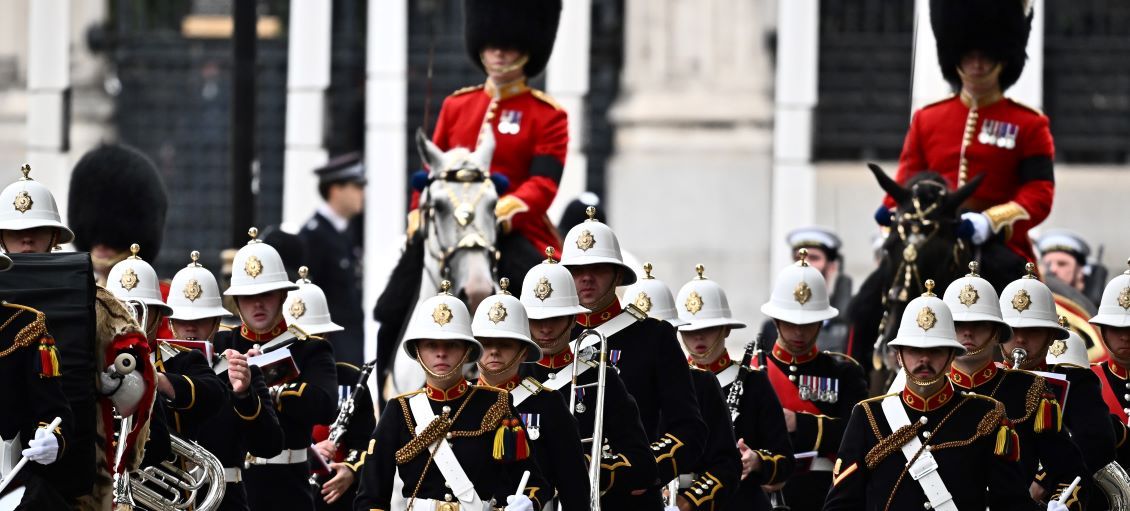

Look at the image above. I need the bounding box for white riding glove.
[1047,500,1069,511]
[961,212,992,245]
[504,494,534,511]
[21,427,60,465]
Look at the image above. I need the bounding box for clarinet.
[309,359,377,489]
[751,334,790,510]
[727,337,759,422]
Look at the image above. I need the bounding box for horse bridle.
[888,180,962,303]
[419,168,500,283]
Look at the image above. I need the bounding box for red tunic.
[412,79,568,256]
[886,95,1056,262]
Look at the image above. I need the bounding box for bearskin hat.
[464,0,562,78]
[930,0,1033,91]
[68,144,168,261]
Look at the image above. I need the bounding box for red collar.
[577,298,621,328]
[538,349,574,370]
[476,374,523,391]
[1109,360,1130,380]
[902,382,956,412]
[949,361,999,389]
[772,343,818,364]
[425,379,470,401]
[484,78,530,101]
[690,352,732,373]
[240,319,288,343]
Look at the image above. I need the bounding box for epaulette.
[859,392,899,405]
[476,384,508,395]
[824,351,862,367]
[690,365,710,373]
[919,94,956,111]
[160,341,192,353]
[521,376,549,392]
[1008,97,1045,116]
[530,89,562,111]
[336,361,360,371]
[218,324,236,332]
[451,84,484,97]
[392,388,426,401]
[961,392,1006,409]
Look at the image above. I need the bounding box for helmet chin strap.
[482,54,529,75]
[898,351,951,387]
[536,320,575,355]
[584,269,621,313]
[688,331,727,365]
[477,346,527,378]
[418,348,472,387]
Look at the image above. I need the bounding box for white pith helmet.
[520,247,591,320]
[888,280,966,354]
[760,248,839,325]
[167,250,232,321]
[1047,316,1090,367]
[559,206,637,285]
[283,266,343,336]
[622,262,687,327]
[402,280,482,362]
[224,227,300,297]
[999,263,1070,340]
[1090,258,1130,329]
[0,164,75,245]
[106,243,173,316]
[471,278,541,362]
[942,261,1012,341]
[675,264,746,331]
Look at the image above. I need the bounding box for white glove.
[1047,500,1068,511]
[21,427,60,465]
[664,507,680,511]
[504,494,534,511]
[961,212,992,245]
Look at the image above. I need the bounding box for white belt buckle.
[908,450,939,481]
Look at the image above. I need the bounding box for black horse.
[848,163,983,395]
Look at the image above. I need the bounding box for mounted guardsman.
[998,263,1130,506]
[170,251,284,511]
[218,228,338,510]
[672,264,791,511]
[1088,260,1130,478]
[558,207,709,504]
[756,249,867,510]
[825,281,1055,510]
[471,278,591,510]
[355,281,547,511]
[942,262,1089,508]
[518,249,658,509]
[879,0,1054,286]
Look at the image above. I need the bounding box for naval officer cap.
[786,226,842,262]
[314,152,366,187]
[1036,229,1090,266]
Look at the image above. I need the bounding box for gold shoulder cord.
[0,305,47,358]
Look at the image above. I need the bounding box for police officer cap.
[314,152,366,186]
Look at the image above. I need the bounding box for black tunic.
[1048,363,1118,473]
[298,212,365,365]
[673,368,742,511]
[353,383,548,510]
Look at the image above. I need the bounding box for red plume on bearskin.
[464,0,562,79]
[68,144,169,262]
[930,0,1033,91]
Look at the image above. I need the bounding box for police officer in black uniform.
[944,263,1089,508]
[519,251,658,508]
[220,228,338,511]
[472,279,591,509]
[355,283,546,511]
[825,284,1040,510]
[298,153,366,365]
[670,266,793,511]
[756,249,868,510]
[558,208,708,506]
[166,250,285,510]
[0,289,74,509]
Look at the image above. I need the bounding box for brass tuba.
[1094,461,1130,511]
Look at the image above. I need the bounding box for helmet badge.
[634,292,652,314]
[685,291,704,315]
[120,268,139,292]
[533,276,553,301]
[244,255,263,278]
[289,298,307,320]
[1049,339,1068,357]
[958,284,980,307]
[793,281,812,306]
[487,301,508,324]
[1119,287,1130,310]
[1011,289,1032,312]
[916,306,937,331]
[432,303,454,326]
[183,279,202,302]
[576,230,595,251]
[12,191,32,213]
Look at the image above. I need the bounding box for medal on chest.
[519,412,541,440]
[797,374,839,403]
[978,119,1019,149]
[498,110,523,135]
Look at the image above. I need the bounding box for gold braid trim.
[1009,374,1045,425]
[0,308,47,358]
[929,395,1004,452]
[394,388,511,464]
[865,417,925,470]
[396,413,454,464]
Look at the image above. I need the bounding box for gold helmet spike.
[923,279,936,297]
[439,280,453,295]
[499,277,511,295]
[189,250,202,268]
[128,243,142,260]
[298,265,310,284]
[967,261,980,277]
[1023,262,1038,279]
[797,248,810,267]
[585,206,597,221]
[642,262,654,280]
[544,246,558,264]
[247,227,261,245]
[19,164,31,181]
[695,264,706,280]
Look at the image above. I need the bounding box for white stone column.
[363,0,408,362]
[770,0,820,275]
[911,0,1044,112]
[609,0,773,330]
[544,0,590,222]
[26,0,70,201]
[281,0,332,232]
